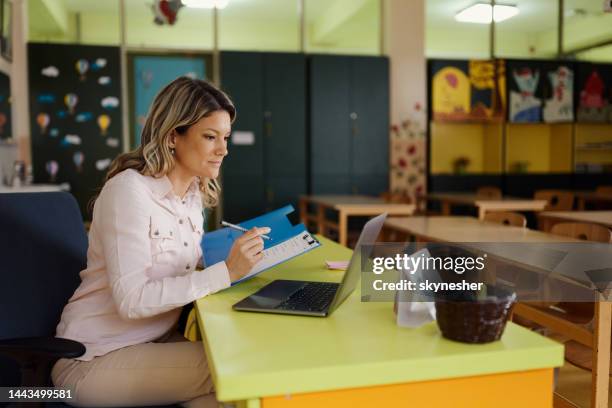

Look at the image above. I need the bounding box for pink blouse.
[56,169,230,361]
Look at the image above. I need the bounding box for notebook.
[201,205,321,284]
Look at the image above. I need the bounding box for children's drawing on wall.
[576,64,612,123]
[469,60,504,120]
[543,65,573,123]
[509,67,541,122]
[432,64,470,121]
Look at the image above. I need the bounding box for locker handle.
[264,111,272,137]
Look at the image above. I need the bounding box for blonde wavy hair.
[95,77,235,210]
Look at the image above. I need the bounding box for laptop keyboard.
[276,282,339,312]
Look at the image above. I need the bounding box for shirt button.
[182,200,186,205]
[184,242,188,247]
[179,219,184,224]
[185,264,190,270]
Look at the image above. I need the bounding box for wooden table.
[195,236,562,407]
[575,192,612,211]
[299,195,415,247]
[426,193,548,220]
[538,211,612,232]
[383,216,612,408]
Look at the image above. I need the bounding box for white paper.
[396,248,437,328]
[234,232,319,283]
[232,131,255,146]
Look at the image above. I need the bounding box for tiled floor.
[556,362,612,408]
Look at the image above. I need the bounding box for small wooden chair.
[534,189,575,211]
[476,186,502,199]
[483,211,526,227]
[379,192,412,204]
[520,221,612,393]
[550,222,612,243]
[595,185,612,195]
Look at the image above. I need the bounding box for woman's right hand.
[225,227,271,282]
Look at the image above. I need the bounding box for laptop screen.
[328,213,387,312]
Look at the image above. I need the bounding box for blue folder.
[202,205,321,283]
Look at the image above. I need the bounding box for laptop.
[232,213,387,317]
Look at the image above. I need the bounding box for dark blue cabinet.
[309,55,389,195]
[220,52,306,221]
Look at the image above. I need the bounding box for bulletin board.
[430,59,505,122]
[575,62,612,123]
[28,43,123,219]
[0,70,11,140]
[506,59,574,123]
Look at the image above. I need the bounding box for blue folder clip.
[202,205,319,279]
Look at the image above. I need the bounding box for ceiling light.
[455,3,519,24]
[181,0,229,9]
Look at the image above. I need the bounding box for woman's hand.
[225,227,271,282]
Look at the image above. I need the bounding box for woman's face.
[173,110,231,179]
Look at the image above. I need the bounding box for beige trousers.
[51,332,217,408]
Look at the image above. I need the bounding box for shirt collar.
[148,175,200,200]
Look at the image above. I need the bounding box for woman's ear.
[168,129,177,149]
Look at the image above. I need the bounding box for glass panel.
[29,0,120,45]
[126,1,213,50]
[426,0,491,59]
[495,0,557,58]
[305,0,380,55]
[218,0,299,52]
[564,0,612,59]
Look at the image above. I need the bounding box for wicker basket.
[434,286,516,344]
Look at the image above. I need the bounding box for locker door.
[264,53,307,213]
[350,56,389,195]
[309,55,352,194]
[220,52,265,221]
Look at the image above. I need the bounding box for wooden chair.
[595,185,612,195]
[379,192,412,204]
[550,222,612,243]
[534,189,575,211]
[483,211,526,227]
[476,186,502,199]
[514,221,612,406]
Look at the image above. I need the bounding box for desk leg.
[578,198,585,211]
[317,205,325,236]
[478,207,486,220]
[338,212,348,247]
[441,201,451,216]
[592,301,611,408]
[299,197,307,226]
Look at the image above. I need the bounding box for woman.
[52,77,268,407]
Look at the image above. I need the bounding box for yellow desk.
[195,236,562,407]
[426,193,547,219]
[299,195,415,247]
[383,216,611,408]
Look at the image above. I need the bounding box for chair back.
[0,192,87,340]
[476,186,502,199]
[534,189,574,211]
[550,222,612,243]
[379,192,411,204]
[595,185,612,195]
[483,211,527,227]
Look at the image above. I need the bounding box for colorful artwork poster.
[431,60,470,121]
[0,71,12,140]
[430,59,505,121]
[507,60,574,123]
[575,62,612,123]
[28,43,123,219]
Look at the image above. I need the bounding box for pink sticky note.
[325,261,349,270]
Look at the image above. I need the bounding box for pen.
[221,220,272,240]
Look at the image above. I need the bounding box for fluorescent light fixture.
[182,0,229,9]
[455,3,519,24]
